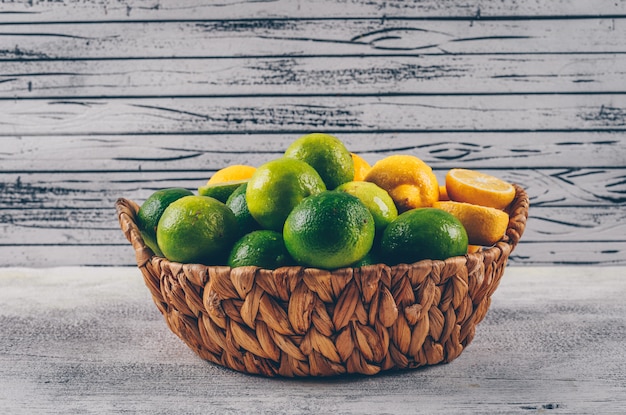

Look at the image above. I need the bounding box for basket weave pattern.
[116,185,528,377]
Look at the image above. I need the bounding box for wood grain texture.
[3,54,625,97]
[2,0,625,22]
[2,95,626,135]
[1,3,625,267]
[1,266,625,413]
[1,18,624,61]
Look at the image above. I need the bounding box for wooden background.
[1,0,625,267]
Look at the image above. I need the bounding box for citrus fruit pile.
[136,133,516,270]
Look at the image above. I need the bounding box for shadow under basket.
[116,185,529,377]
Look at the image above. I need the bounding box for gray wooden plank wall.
[1,0,625,267]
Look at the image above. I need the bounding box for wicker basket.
[116,184,528,377]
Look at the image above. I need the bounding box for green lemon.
[228,230,293,269]
[198,179,248,203]
[156,195,238,265]
[136,187,194,256]
[283,191,375,270]
[335,181,398,234]
[246,157,326,231]
[225,182,260,236]
[380,208,468,266]
[284,133,354,189]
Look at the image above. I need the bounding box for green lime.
[228,230,293,269]
[335,181,398,234]
[351,249,382,267]
[225,182,260,235]
[283,191,375,270]
[284,133,354,189]
[136,187,194,256]
[198,179,248,203]
[246,157,326,231]
[157,195,238,265]
[380,208,468,266]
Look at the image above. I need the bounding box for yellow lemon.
[445,168,515,210]
[364,155,439,212]
[351,152,371,181]
[207,165,256,185]
[433,201,509,246]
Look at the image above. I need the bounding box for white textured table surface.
[1,266,625,415]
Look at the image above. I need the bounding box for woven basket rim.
[116,184,529,274]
